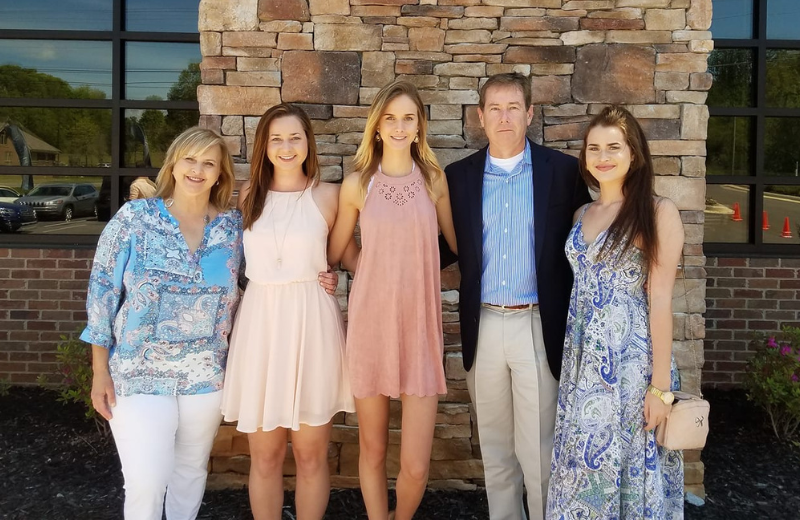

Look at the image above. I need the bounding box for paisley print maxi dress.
[546,205,684,520]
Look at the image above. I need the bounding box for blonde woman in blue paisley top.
[81,127,243,520]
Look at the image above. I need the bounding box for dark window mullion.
[121,32,200,44]
[753,0,769,247]
[111,0,123,215]
[0,29,112,41]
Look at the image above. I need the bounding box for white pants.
[109,391,223,520]
[467,306,559,520]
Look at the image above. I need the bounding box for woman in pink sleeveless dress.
[221,104,357,519]
[328,81,458,520]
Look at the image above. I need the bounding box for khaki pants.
[467,306,558,520]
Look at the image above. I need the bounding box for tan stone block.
[236,57,279,71]
[543,122,588,143]
[436,402,471,425]
[449,77,478,90]
[657,52,708,73]
[562,0,614,9]
[310,15,361,24]
[383,24,407,38]
[687,0,712,30]
[482,0,559,6]
[429,135,467,148]
[408,27,446,52]
[430,104,463,120]
[445,43,508,54]
[382,42,410,51]
[681,104,708,140]
[351,5,401,17]
[445,30,492,44]
[650,140,706,157]
[531,63,573,75]
[201,32,222,57]
[689,72,712,91]
[500,16,579,32]
[400,5,465,18]
[258,0,310,21]
[445,352,467,381]
[654,176,705,214]
[277,32,313,50]
[258,20,302,32]
[201,56,237,70]
[616,0,669,6]
[654,71,689,91]
[505,46,576,64]
[396,16,441,28]
[201,69,224,84]
[580,17,644,30]
[360,51,396,88]
[314,24,382,51]
[645,8,686,30]
[433,62,485,77]
[223,31,277,48]
[672,30,712,41]
[205,472,249,490]
[210,425,235,456]
[200,0,259,31]
[282,51,361,105]
[681,155,705,177]
[429,459,485,480]
[227,71,281,87]
[312,118,367,134]
[532,75,571,106]
[435,148,475,168]
[487,63,532,76]
[198,85,279,116]
[431,437,474,461]
[396,59,433,75]
[606,30,673,44]
[666,90,707,104]
[688,39,713,53]
[309,0,349,15]
[221,116,243,136]
[560,31,605,46]
[396,74,442,89]
[465,6,504,17]
[587,7,642,18]
[320,165,342,182]
[653,156,681,176]
[673,339,705,370]
[628,104,680,119]
[573,45,655,104]
[448,17,498,30]
[222,46,275,57]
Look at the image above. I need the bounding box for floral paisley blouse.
[80,198,244,397]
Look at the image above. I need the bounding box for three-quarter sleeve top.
[80,198,244,397]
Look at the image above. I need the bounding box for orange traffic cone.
[781,217,793,239]
[762,210,770,230]
[731,202,743,222]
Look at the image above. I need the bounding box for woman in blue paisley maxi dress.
[547,106,685,520]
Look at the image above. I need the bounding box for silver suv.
[15,183,99,221]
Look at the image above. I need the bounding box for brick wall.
[0,248,93,384]
[704,256,800,388]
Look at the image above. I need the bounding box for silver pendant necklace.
[165,198,210,225]
[266,192,302,269]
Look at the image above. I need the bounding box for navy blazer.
[441,140,592,379]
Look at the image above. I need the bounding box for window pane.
[709,0,753,39]
[0,1,111,31]
[763,186,800,244]
[707,49,755,107]
[706,117,753,176]
[0,40,112,99]
[125,42,200,101]
[0,174,106,235]
[766,50,800,108]
[767,0,800,40]
[126,0,199,33]
[704,184,750,243]
[124,109,199,168]
[765,118,800,177]
[96,175,158,223]
[0,108,112,167]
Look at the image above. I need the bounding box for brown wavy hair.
[241,104,320,230]
[579,105,658,267]
[353,81,442,202]
[154,127,235,210]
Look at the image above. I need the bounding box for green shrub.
[0,377,10,397]
[745,327,800,440]
[49,329,109,435]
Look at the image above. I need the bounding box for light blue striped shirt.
[481,142,537,305]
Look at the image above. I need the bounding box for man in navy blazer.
[440,73,591,520]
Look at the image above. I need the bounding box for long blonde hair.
[353,81,442,202]
[154,127,235,210]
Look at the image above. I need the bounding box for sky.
[711,0,800,40]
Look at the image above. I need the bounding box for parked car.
[15,183,99,221]
[0,186,21,203]
[0,201,37,232]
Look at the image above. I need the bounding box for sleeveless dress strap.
[577,202,592,224]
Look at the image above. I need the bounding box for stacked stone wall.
[197,0,710,495]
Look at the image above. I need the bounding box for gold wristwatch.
[647,384,675,405]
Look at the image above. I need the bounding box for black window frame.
[707,0,800,257]
[0,0,199,248]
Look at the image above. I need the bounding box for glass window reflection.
[126,0,199,33]
[767,0,800,40]
[0,108,112,167]
[763,186,800,244]
[0,40,112,99]
[0,0,111,31]
[707,49,755,107]
[709,0,754,39]
[705,184,750,243]
[125,42,200,101]
[766,50,800,108]
[764,118,800,177]
[124,109,198,168]
[706,117,753,176]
